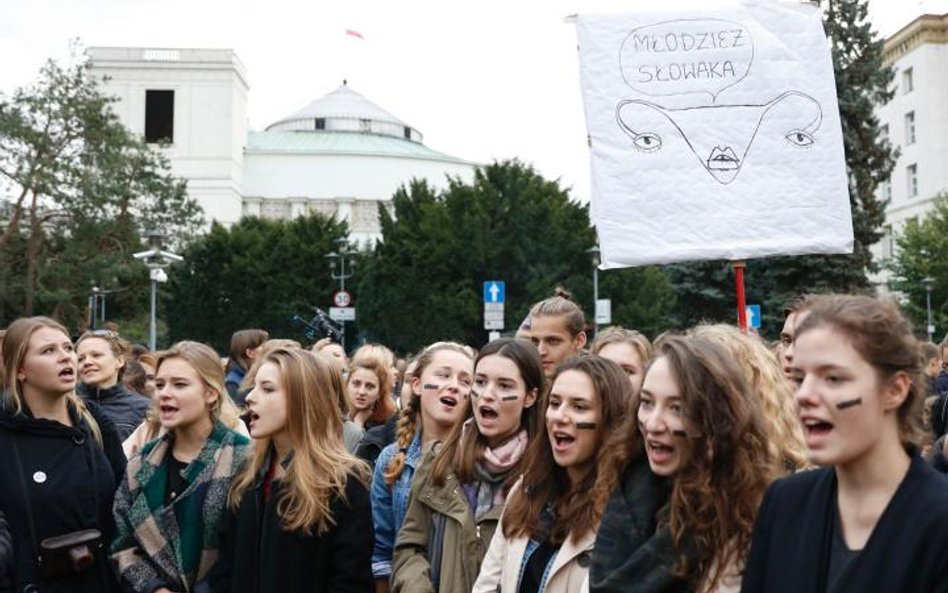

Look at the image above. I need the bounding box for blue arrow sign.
[483,281,505,304]
[745,304,761,330]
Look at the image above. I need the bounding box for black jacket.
[0,510,11,593]
[741,453,948,593]
[590,457,692,593]
[210,466,374,593]
[0,398,126,593]
[77,382,150,440]
[355,412,399,470]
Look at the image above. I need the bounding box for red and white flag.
[345,29,364,40]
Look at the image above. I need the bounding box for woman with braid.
[371,342,474,593]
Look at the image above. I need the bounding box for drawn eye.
[785,130,814,147]
[633,133,662,152]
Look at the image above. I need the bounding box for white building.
[88,47,477,243]
[871,13,948,290]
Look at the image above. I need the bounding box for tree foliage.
[0,46,201,328]
[354,160,676,353]
[164,214,349,353]
[888,193,948,339]
[666,0,895,337]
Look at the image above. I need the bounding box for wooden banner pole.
[733,260,747,332]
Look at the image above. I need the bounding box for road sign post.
[483,280,506,331]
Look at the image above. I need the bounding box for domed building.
[87,47,477,243]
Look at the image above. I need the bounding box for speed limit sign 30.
[332,290,353,308]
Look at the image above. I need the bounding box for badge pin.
[32,471,47,484]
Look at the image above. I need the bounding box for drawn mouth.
[706,147,740,171]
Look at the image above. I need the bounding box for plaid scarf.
[112,420,250,592]
[463,428,527,521]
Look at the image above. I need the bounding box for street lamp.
[133,231,183,350]
[923,276,935,342]
[586,245,601,338]
[324,238,358,349]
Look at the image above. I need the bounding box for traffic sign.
[329,307,356,321]
[333,290,353,308]
[596,299,612,324]
[745,304,761,330]
[483,281,505,304]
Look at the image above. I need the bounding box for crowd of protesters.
[2,288,948,593]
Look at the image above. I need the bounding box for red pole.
[733,260,747,332]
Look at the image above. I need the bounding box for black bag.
[37,529,102,579]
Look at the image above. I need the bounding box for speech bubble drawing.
[620,19,754,102]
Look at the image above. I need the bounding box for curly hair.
[654,335,779,591]
[688,323,807,472]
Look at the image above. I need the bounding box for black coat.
[590,457,692,593]
[0,398,126,593]
[354,412,399,470]
[741,453,948,593]
[0,510,11,593]
[210,468,374,593]
[77,382,150,440]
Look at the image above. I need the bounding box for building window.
[905,111,915,145]
[902,67,914,94]
[882,224,894,259]
[404,126,411,140]
[880,178,892,203]
[145,90,174,143]
[907,164,918,198]
[314,118,326,130]
[360,118,371,132]
[880,123,889,141]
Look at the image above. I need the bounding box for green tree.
[666,0,896,337]
[354,160,676,352]
[165,214,349,353]
[0,46,201,327]
[888,193,948,339]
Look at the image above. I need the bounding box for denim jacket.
[371,430,423,579]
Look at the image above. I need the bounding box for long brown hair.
[502,356,630,545]
[384,342,474,486]
[228,347,368,534]
[2,317,102,444]
[654,336,778,591]
[794,294,925,447]
[429,338,544,488]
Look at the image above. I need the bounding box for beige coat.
[473,484,594,593]
[392,445,503,593]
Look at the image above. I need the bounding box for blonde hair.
[3,317,102,444]
[591,326,653,365]
[384,342,474,486]
[348,345,396,426]
[688,323,807,471]
[228,347,369,534]
[529,287,586,337]
[156,341,243,430]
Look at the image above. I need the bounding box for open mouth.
[439,395,458,409]
[478,405,498,420]
[706,146,740,171]
[159,404,179,415]
[802,417,833,437]
[59,368,76,379]
[647,440,675,460]
[552,431,575,450]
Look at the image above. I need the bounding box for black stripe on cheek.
[836,397,862,410]
[423,384,440,390]
[672,430,688,438]
[501,395,519,401]
[575,422,597,430]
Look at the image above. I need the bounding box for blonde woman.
[591,326,653,395]
[112,342,251,593]
[76,330,151,440]
[210,347,372,593]
[0,317,126,593]
[688,324,807,472]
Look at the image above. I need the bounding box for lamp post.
[133,231,183,350]
[924,276,935,342]
[587,245,601,338]
[325,238,357,349]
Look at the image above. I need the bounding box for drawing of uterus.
[616,91,822,184]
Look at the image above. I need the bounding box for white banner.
[576,2,853,268]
